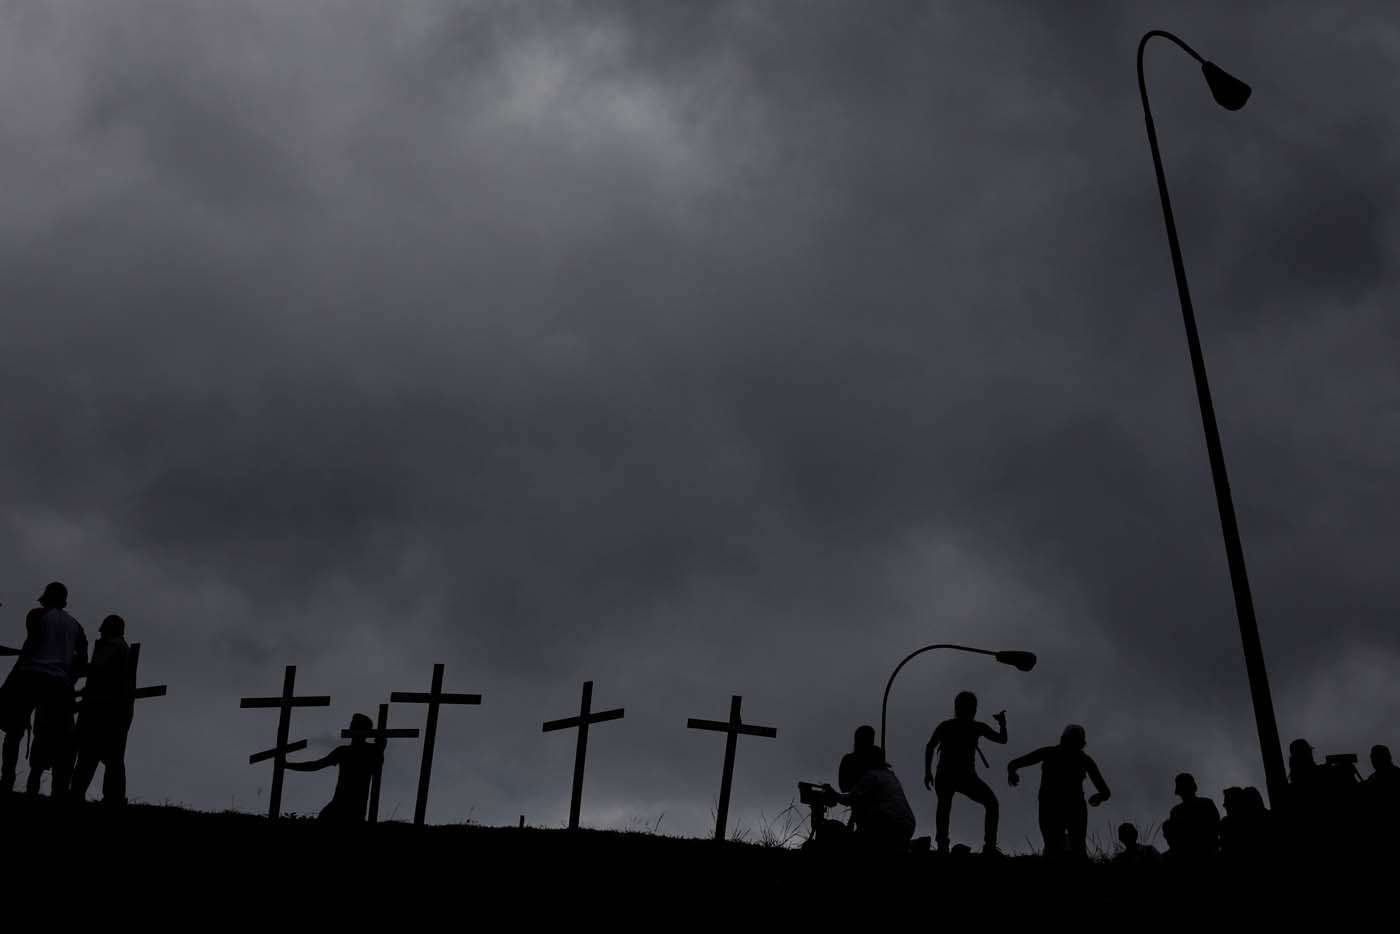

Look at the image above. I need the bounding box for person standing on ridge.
[0,582,87,795]
[923,691,1007,855]
[71,615,134,804]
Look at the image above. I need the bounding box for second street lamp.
[1137,29,1288,808]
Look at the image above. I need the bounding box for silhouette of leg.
[104,724,128,804]
[0,730,21,789]
[963,775,999,850]
[1067,799,1089,859]
[26,728,49,794]
[1038,803,1061,857]
[933,773,955,852]
[71,744,99,800]
[41,703,75,799]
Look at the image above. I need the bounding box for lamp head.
[995,650,1037,672]
[1202,61,1250,111]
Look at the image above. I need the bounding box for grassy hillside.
[1,794,1387,922]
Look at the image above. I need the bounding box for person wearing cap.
[71,614,133,804]
[0,582,89,794]
[285,713,385,823]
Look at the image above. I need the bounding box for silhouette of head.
[38,581,68,609]
[99,614,125,637]
[854,725,876,750]
[1222,786,1244,816]
[1289,739,1316,776]
[1118,822,1138,847]
[1059,724,1086,750]
[348,713,373,740]
[953,691,977,719]
[1373,745,1393,771]
[1242,786,1266,815]
[1174,772,1198,799]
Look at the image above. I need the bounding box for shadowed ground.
[2,795,1389,923]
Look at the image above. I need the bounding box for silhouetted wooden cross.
[687,695,777,841]
[76,641,168,719]
[240,665,331,819]
[390,663,481,825]
[542,680,625,831]
[126,643,168,703]
[342,702,419,823]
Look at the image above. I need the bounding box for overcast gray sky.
[2,0,1397,847]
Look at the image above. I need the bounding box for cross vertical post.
[390,663,482,826]
[128,643,169,702]
[240,665,331,819]
[268,666,293,820]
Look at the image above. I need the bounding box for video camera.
[798,781,840,809]
[1323,753,1361,784]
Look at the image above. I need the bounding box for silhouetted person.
[923,691,1007,854]
[1366,744,1398,791]
[1361,744,1399,851]
[1006,723,1110,860]
[70,615,133,804]
[1162,773,1219,862]
[285,713,384,823]
[1114,822,1162,866]
[825,746,916,854]
[0,582,87,795]
[839,724,883,833]
[1219,785,1272,863]
[840,725,880,793]
[1288,738,1328,852]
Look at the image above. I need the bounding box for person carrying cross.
[71,615,134,805]
[923,690,1007,855]
[285,713,384,823]
[0,582,88,795]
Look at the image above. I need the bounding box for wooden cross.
[125,643,168,703]
[390,663,481,826]
[341,702,420,823]
[240,665,331,819]
[687,695,777,841]
[75,641,168,711]
[542,680,625,831]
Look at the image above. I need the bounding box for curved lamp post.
[879,644,1036,756]
[1137,30,1287,808]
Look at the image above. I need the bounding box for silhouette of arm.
[1086,755,1111,805]
[73,629,89,681]
[924,725,943,788]
[285,748,340,772]
[981,714,1008,745]
[1007,747,1048,772]
[1007,746,1047,787]
[26,609,43,639]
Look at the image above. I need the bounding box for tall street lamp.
[880,644,1036,756]
[1137,29,1288,807]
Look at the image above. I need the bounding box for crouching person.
[824,750,916,854]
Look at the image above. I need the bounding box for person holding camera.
[823,747,916,854]
[923,691,1007,855]
[1006,723,1110,860]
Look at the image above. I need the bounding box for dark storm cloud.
[1,1,1397,841]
